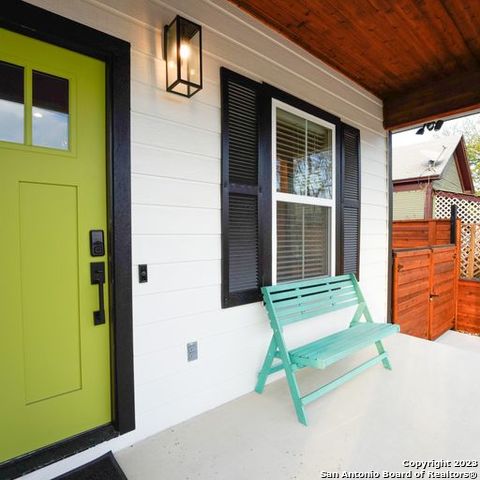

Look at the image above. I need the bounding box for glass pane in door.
[0,61,24,144]
[32,70,69,150]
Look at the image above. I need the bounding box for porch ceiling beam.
[383,70,480,130]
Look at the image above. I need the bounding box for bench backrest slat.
[275,293,359,324]
[266,274,352,294]
[273,285,356,313]
[262,274,361,327]
[279,299,360,326]
[268,279,354,302]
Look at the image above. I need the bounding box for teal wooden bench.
[255,273,399,425]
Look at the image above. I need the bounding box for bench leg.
[375,340,392,370]
[256,336,307,425]
[255,336,278,394]
[284,366,308,426]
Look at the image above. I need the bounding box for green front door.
[0,28,111,463]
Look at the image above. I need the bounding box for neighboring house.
[393,134,475,220]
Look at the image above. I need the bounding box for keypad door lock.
[89,230,105,257]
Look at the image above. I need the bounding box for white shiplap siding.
[22,0,389,478]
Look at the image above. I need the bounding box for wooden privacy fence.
[432,195,480,333]
[457,280,480,334]
[392,218,480,338]
[392,245,457,340]
[392,219,460,340]
[457,222,480,333]
[392,219,452,249]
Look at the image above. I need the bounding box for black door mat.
[53,452,127,480]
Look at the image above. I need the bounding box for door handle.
[90,262,106,325]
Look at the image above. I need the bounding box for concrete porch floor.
[436,330,480,355]
[116,333,480,479]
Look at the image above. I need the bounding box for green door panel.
[0,28,111,463]
[20,182,82,404]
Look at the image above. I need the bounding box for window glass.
[276,108,332,199]
[274,105,335,284]
[276,202,329,283]
[0,61,24,144]
[307,120,333,199]
[32,71,69,150]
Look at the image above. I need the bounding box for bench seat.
[290,323,400,369]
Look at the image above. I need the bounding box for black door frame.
[1,2,134,477]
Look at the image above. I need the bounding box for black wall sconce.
[416,120,444,135]
[164,15,203,98]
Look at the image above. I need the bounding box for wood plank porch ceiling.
[228,0,480,130]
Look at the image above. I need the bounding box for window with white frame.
[272,101,335,284]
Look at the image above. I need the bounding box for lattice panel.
[460,223,480,279]
[434,194,480,223]
[434,194,480,279]
[460,224,468,276]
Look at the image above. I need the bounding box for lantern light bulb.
[179,43,191,60]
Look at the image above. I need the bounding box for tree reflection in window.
[276,107,332,199]
[293,153,332,198]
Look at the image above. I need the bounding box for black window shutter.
[221,68,263,308]
[339,123,361,280]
